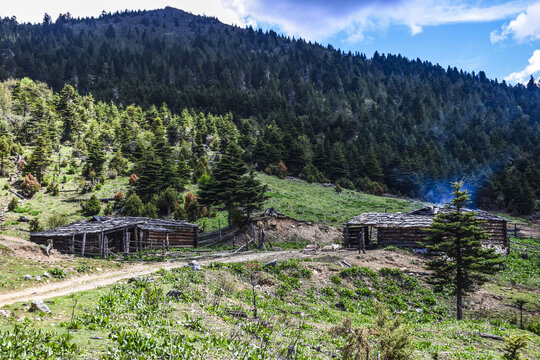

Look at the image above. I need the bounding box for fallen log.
[8,189,25,199]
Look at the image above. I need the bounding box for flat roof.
[347,207,506,228]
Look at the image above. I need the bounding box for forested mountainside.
[0,7,538,213]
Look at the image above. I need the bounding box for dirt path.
[0,250,306,307]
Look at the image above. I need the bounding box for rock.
[264,259,278,267]
[35,275,41,281]
[23,274,33,280]
[90,336,104,340]
[30,300,51,314]
[42,272,52,278]
[18,216,30,222]
[185,260,202,271]
[96,268,103,272]
[228,309,248,318]
[166,289,184,300]
[0,310,10,317]
[305,243,319,250]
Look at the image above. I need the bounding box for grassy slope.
[0,255,538,359]
[1,168,418,237]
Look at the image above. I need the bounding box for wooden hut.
[344,207,508,249]
[30,216,199,257]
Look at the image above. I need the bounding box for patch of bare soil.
[251,216,342,246]
[0,235,73,263]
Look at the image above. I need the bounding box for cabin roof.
[31,216,197,237]
[347,206,506,228]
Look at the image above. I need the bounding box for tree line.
[0,8,538,213]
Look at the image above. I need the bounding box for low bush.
[7,197,18,211]
[21,174,41,197]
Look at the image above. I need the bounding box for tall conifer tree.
[425,182,502,320]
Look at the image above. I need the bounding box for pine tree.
[199,142,265,226]
[364,147,383,183]
[25,133,52,183]
[87,137,106,177]
[236,170,268,222]
[0,135,11,173]
[425,182,503,320]
[136,146,162,201]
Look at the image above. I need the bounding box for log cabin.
[343,206,508,250]
[30,216,199,257]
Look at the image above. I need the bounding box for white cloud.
[504,49,540,83]
[222,0,529,42]
[0,1,533,44]
[491,2,540,43]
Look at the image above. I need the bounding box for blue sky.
[2,1,540,83]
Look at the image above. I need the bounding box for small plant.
[330,275,342,285]
[129,173,138,185]
[46,213,70,229]
[21,173,41,197]
[502,334,528,360]
[82,195,101,216]
[124,193,143,216]
[47,182,59,196]
[49,267,66,279]
[77,262,95,273]
[114,190,125,204]
[29,217,43,233]
[8,197,18,211]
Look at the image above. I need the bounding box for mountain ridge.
[0,7,538,213]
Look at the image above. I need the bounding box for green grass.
[259,173,417,225]
[0,250,123,291]
[1,258,538,359]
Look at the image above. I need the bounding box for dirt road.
[0,250,306,307]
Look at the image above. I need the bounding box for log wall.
[30,225,198,257]
[344,220,508,248]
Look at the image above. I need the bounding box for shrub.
[141,203,157,218]
[335,182,342,193]
[8,197,18,211]
[82,195,101,216]
[29,217,43,233]
[155,188,179,215]
[129,173,138,185]
[113,190,125,203]
[276,161,287,178]
[21,174,41,197]
[108,151,128,174]
[46,213,70,229]
[338,177,355,190]
[47,182,59,196]
[330,275,342,285]
[526,318,540,335]
[104,203,114,216]
[124,193,143,216]
[49,267,66,279]
[106,169,118,179]
[184,192,203,222]
[502,334,529,360]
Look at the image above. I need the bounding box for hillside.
[0,7,538,212]
[0,245,539,359]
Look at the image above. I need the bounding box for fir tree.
[25,133,52,183]
[136,146,162,201]
[199,142,265,226]
[425,182,503,320]
[87,137,106,177]
[236,170,268,222]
